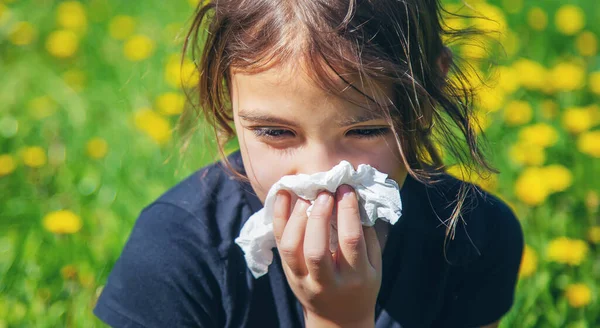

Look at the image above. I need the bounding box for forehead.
[229,62,395,112]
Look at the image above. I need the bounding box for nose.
[293,142,348,175]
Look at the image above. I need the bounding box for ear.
[436,46,453,78]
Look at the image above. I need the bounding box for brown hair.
[179,0,496,240]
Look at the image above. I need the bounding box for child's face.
[230,64,407,204]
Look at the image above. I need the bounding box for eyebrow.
[238,109,385,127]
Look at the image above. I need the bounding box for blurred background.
[0,0,598,326]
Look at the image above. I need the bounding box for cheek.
[238,135,292,203]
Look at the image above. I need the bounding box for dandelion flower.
[519,245,537,278]
[555,5,585,35]
[43,210,83,234]
[518,123,559,148]
[549,62,585,92]
[514,167,549,206]
[577,131,600,157]
[509,142,545,166]
[540,165,572,192]
[512,59,547,90]
[503,100,532,126]
[589,72,600,95]
[565,284,592,308]
[547,237,588,266]
[156,92,186,116]
[46,30,79,58]
[124,35,155,61]
[165,54,199,88]
[86,138,108,159]
[562,107,593,134]
[22,146,47,168]
[0,154,16,176]
[134,109,172,145]
[56,1,87,34]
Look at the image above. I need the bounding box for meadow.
[0,0,599,327]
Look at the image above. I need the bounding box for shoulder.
[409,175,524,326]
[94,152,258,327]
[414,173,524,266]
[146,151,256,250]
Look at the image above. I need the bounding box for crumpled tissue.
[235,160,403,278]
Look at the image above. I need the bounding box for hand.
[273,185,382,328]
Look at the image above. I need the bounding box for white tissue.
[234,161,403,278]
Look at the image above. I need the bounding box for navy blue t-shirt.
[94,151,524,328]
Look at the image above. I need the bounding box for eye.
[347,127,390,139]
[252,127,295,139]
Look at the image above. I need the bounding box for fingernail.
[316,192,330,205]
[338,185,354,199]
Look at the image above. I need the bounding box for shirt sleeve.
[93,202,225,328]
[438,198,525,327]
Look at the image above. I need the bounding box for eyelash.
[251,127,390,139]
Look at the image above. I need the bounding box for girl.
[94,0,524,327]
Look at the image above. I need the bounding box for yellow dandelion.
[503,100,532,126]
[472,3,507,40]
[156,92,186,116]
[540,100,558,120]
[562,107,593,134]
[565,284,592,308]
[527,7,547,31]
[165,54,199,88]
[134,108,172,145]
[589,72,600,95]
[460,39,489,61]
[549,62,585,92]
[0,154,16,176]
[108,15,136,40]
[46,29,79,58]
[86,137,108,159]
[514,167,550,206]
[540,165,572,193]
[62,69,86,92]
[22,146,47,168]
[8,21,36,46]
[42,210,82,234]
[589,226,600,244]
[519,123,559,148]
[519,245,537,278]
[495,66,520,94]
[576,31,598,57]
[577,130,600,157]
[512,59,547,90]
[56,1,87,34]
[124,35,155,62]
[547,237,588,266]
[28,96,57,119]
[476,87,504,113]
[555,5,585,36]
[509,142,546,166]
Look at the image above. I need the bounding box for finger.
[336,184,369,272]
[363,225,382,272]
[304,191,335,282]
[273,191,291,248]
[278,197,310,276]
